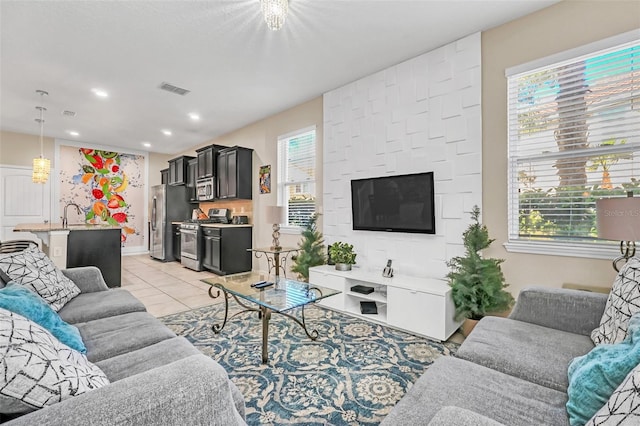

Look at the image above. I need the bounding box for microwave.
[196,178,215,201]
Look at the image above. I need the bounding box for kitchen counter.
[171,222,252,228]
[14,223,121,232]
[13,222,121,287]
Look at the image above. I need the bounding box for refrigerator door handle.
[151,197,157,231]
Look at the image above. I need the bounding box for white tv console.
[309,265,461,341]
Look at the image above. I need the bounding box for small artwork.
[259,165,271,194]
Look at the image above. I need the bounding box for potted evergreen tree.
[329,242,357,271]
[291,214,326,282]
[446,206,514,336]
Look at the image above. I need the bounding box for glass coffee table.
[201,272,341,363]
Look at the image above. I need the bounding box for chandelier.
[261,0,288,31]
[32,90,50,184]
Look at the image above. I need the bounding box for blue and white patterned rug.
[161,302,458,425]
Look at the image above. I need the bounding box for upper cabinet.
[196,144,227,180]
[168,155,194,186]
[160,168,169,185]
[217,146,253,200]
[187,158,198,203]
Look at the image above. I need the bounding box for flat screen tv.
[351,172,435,234]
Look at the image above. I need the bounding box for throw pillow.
[0,284,86,353]
[567,312,640,426]
[0,245,80,311]
[586,363,640,425]
[0,308,109,414]
[591,257,640,345]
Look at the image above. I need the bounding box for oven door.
[180,226,203,271]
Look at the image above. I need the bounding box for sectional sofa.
[383,287,609,425]
[1,266,247,425]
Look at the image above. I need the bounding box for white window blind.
[507,37,640,247]
[277,127,316,228]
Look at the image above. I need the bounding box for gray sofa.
[382,287,609,425]
[1,266,247,426]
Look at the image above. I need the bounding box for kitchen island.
[13,223,122,287]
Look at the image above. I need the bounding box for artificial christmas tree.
[291,214,326,282]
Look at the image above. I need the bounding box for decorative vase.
[461,318,480,337]
[335,263,352,271]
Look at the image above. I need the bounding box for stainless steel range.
[180,208,231,271]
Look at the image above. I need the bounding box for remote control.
[251,281,267,287]
[254,281,274,289]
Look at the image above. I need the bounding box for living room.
[1,1,640,425]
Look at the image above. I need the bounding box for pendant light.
[32,89,50,184]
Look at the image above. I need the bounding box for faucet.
[62,203,82,228]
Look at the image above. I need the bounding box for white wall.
[322,33,482,279]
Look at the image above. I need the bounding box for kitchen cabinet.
[196,144,227,180]
[67,228,121,288]
[168,155,194,186]
[160,168,169,184]
[187,158,198,203]
[202,226,252,275]
[216,146,253,200]
[172,223,181,261]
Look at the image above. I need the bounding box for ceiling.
[0,0,559,155]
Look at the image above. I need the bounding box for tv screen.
[351,172,435,234]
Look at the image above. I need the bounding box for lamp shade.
[596,197,640,242]
[265,206,285,224]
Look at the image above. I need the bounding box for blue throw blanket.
[567,313,640,425]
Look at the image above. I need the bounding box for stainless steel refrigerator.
[150,184,191,261]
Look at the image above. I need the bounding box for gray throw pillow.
[0,245,80,311]
[591,257,640,345]
[586,362,640,425]
[0,308,109,414]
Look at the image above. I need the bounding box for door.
[216,151,227,199]
[0,166,53,244]
[226,149,237,199]
[172,224,181,260]
[202,228,221,271]
[150,185,166,259]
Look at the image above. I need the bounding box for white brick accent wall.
[322,33,482,279]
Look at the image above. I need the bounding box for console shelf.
[309,265,461,341]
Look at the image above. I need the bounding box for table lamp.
[265,206,285,250]
[596,193,640,271]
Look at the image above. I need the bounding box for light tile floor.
[121,254,224,317]
[122,254,465,344]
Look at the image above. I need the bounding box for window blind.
[277,128,316,227]
[507,38,640,242]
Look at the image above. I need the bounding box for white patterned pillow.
[0,308,109,414]
[592,257,640,345]
[0,245,80,311]
[586,362,640,425]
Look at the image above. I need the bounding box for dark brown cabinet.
[172,223,181,260]
[160,168,169,184]
[196,144,226,180]
[168,155,194,186]
[187,158,198,203]
[67,229,121,288]
[216,146,253,200]
[202,226,252,275]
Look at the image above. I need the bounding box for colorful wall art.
[59,146,145,249]
[260,164,271,194]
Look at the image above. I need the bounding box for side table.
[248,247,298,280]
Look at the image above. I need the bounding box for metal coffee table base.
[208,286,319,363]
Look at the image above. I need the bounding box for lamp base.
[613,241,636,272]
[271,224,281,252]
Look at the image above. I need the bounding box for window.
[506,33,640,257]
[277,126,316,229]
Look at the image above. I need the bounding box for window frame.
[505,30,640,259]
[276,125,317,234]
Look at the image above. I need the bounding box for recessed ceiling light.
[162,129,172,136]
[67,130,80,137]
[91,88,109,98]
[188,113,200,121]
[142,142,151,148]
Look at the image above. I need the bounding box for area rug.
[161,302,458,426]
